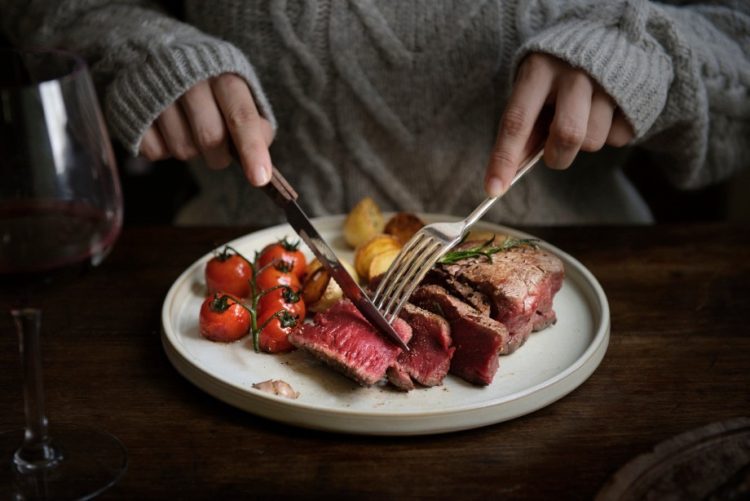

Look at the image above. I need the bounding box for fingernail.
[486,176,505,197]
[252,165,271,186]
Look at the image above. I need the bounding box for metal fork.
[372,147,544,323]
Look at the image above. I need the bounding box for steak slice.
[288,299,412,386]
[387,303,454,391]
[439,245,564,349]
[411,285,508,386]
[424,268,491,316]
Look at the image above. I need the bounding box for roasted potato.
[301,258,358,312]
[301,259,329,305]
[343,197,385,248]
[465,230,505,244]
[384,212,425,245]
[367,248,401,284]
[354,234,401,282]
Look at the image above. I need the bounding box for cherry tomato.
[257,308,298,353]
[258,285,306,322]
[199,293,251,342]
[258,238,307,280]
[205,247,253,298]
[255,261,301,293]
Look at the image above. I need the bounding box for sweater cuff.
[105,39,277,156]
[513,18,673,138]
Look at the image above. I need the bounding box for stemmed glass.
[0,49,127,498]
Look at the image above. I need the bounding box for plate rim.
[161,215,610,434]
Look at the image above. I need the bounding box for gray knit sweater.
[3,1,749,225]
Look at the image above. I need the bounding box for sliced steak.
[439,245,564,348]
[288,299,412,386]
[411,284,508,386]
[387,303,454,391]
[424,268,492,316]
[385,363,415,391]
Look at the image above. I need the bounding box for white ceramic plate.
[161,215,609,436]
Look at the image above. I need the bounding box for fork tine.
[373,236,433,311]
[373,233,432,308]
[381,240,443,320]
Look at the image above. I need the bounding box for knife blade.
[261,167,409,352]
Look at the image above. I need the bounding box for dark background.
[2,33,747,226]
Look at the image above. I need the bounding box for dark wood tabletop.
[1,223,748,499]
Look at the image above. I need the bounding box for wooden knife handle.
[270,167,297,200]
[261,166,298,206]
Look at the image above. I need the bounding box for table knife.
[261,167,409,351]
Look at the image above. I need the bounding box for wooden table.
[1,224,748,499]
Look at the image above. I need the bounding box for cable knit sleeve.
[513,0,750,189]
[0,0,277,156]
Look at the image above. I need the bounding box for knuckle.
[195,127,225,150]
[500,106,529,138]
[171,142,198,161]
[581,134,606,152]
[225,105,258,130]
[489,148,516,169]
[141,143,164,161]
[213,153,233,169]
[552,121,586,148]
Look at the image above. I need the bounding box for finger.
[581,90,615,152]
[211,74,272,186]
[179,80,233,170]
[258,118,275,147]
[157,103,200,161]
[545,70,593,169]
[606,111,635,147]
[139,126,169,161]
[486,55,554,196]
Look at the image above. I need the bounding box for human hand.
[139,73,274,186]
[485,52,634,196]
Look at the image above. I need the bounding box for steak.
[288,299,412,386]
[387,303,454,391]
[424,268,492,316]
[438,245,564,348]
[411,284,508,386]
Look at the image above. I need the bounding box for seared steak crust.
[424,268,492,316]
[438,246,564,349]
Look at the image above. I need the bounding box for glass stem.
[11,308,63,473]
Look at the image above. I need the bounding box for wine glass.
[0,48,127,498]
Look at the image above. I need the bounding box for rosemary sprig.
[438,236,538,264]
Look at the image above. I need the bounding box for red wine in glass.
[0,200,120,293]
[0,48,127,499]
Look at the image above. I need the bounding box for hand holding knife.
[261,167,410,351]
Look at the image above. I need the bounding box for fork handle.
[463,148,544,229]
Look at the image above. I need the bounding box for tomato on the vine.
[258,285,306,322]
[199,293,251,342]
[258,238,307,280]
[205,247,253,298]
[255,261,301,293]
[257,308,297,353]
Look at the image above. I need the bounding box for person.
[1,1,748,225]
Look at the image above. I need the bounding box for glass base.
[0,424,127,500]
